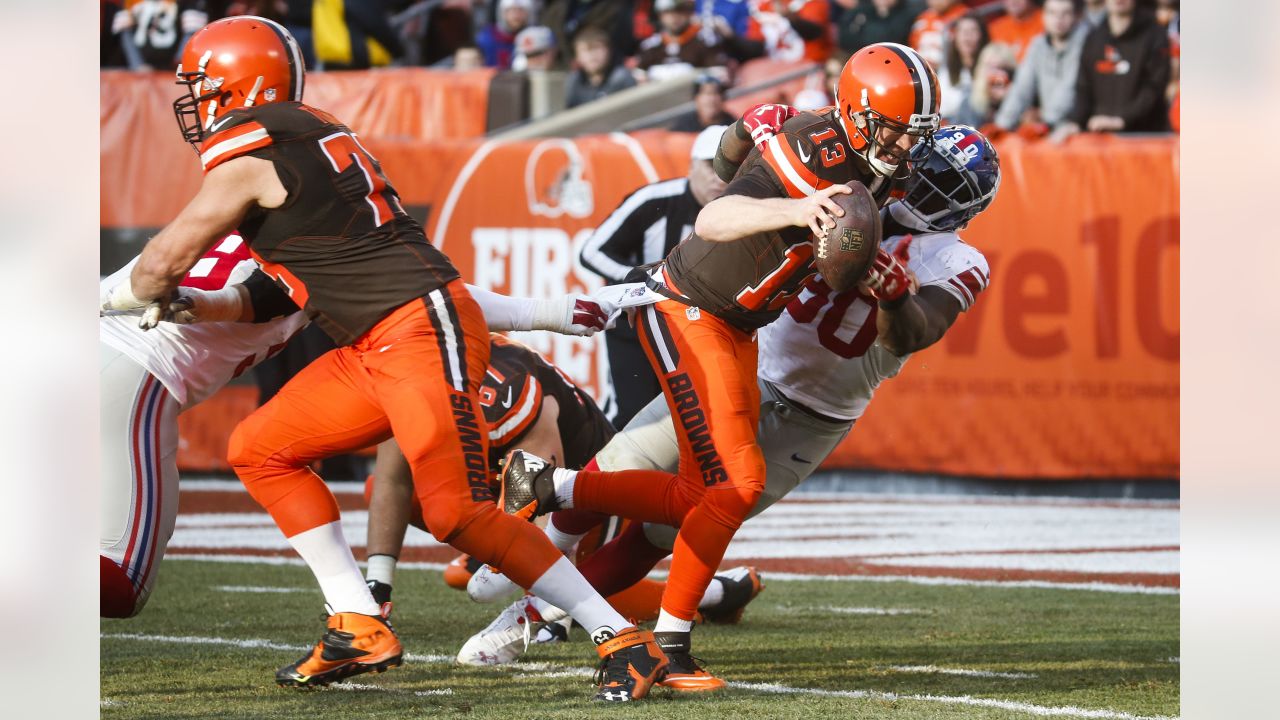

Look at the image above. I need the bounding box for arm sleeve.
[578,187,665,283]
[786,7,827,42]
[465,284,537,331]
[242,268,303,323]
[1118,31,1170,128]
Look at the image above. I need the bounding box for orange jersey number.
[735,243,815,312]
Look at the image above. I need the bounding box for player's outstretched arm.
[694,184,851,243]
[465,284,614,337]
[875,286,961,356]
[126,156,285,303]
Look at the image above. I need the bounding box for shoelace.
[593,649,631,687]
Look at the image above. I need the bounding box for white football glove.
[154,286,244,325]
[531,293,616,336]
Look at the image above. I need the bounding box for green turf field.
[101,559,1178,719]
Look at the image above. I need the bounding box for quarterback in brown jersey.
[498,42,942,689]
[99,16,667,701]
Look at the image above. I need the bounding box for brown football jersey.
[199,102,460,346]
[661,108,903,333]
[480,335,614,471]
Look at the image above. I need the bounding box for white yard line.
[887,664,1037,679]
[810,606,924,615]
[163,555,1177,595]
[103,632,1176,720]
[214,585,310,594]
[729,681,1177,720]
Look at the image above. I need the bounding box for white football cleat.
[467,564,521,603]
[456,595,544,666]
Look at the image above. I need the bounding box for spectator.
[967,42,1018,126]
[910,0,967,70]
[993,0,1087,135]
[111,0,208,71]
[1083,0,1106,26]
[453,44,486,70]
[744,0,833,63]
[312,0,404,70]
[1053,0,1170,141]
[836,0,918,55]
[938,13,989,126]
[1156,0,1178,103]
[697,0,751,40]
[578,125,729,427]
[542,0,637,66]
[671,74,735,131]
[477,0,535,69]
[637,0,726,80]
[987,0,1043,62]
[513,24,558,70]
[565,25,639,107]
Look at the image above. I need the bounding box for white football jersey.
[757,231,989,421]
[99,234,307,411]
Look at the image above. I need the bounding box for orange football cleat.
[654,631,726,691]
[275,611,403,688]
[593,627,669,702]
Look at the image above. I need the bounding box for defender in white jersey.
[462,125,1001,661]
[100,234,616,617]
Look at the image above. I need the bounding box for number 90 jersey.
[662,108,897,333]
[757,231,990,421]
[200,102,460,346]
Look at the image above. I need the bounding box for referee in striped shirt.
[579,125,729,427]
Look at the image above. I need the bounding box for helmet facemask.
[173,50,223,149]
[840,99,939,178]
[896,133,1000,232]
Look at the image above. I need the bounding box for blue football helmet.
[893,125,1001,232]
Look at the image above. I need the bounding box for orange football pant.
[228,280,563,590]
[570,299,765,622]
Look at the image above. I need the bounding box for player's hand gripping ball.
[811,182,882,292]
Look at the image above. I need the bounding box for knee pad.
[419,497,487,544]
[702,483,763,529]
[100,555,141,618]
[226,415,268,472]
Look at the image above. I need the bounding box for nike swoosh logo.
[207,114,237,134]
[790,453,812,464]
[797,145,811,163]
[501,386,513,408]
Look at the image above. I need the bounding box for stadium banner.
[101,68,493,229]
[109,124,1177,479]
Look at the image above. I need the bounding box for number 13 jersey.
[662,108,897,333]
[757,230,990,421]
[200,101,460,346]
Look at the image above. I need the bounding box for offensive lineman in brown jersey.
[498,42,943,689]
[99,16,668,701]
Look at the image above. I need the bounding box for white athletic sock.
[288,521,381,615]
[551,468,577,509]
[529,556,628,643]
[366,554,397,586]
[654,609,695,633]
[543,516,585,554]
[528,595,570,623]
[698,578,725,609]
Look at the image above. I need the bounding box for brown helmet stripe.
[885,43,936,117]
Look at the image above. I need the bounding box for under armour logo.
[591,628,616,645]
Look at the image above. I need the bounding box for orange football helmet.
[835,42,941,177]
[173,16,305,148]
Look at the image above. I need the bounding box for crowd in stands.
[101,0,1179,138]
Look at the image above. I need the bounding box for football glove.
[533,293,616,336]
[742,103,799,148]
[860,234,918,308]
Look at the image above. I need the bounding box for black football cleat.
[701,566,764,624]
[498,449,559,520]
[654,630,726,691]
[366,580,393,619]
[593,627,669,702]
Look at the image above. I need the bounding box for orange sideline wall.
[102,78,1178,479]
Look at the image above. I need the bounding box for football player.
[465,124,1000,667]
[497,42,943,689]
[99,16,667,700]
[100,237,615,619]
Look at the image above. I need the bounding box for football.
[811,182,882,292]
